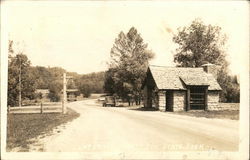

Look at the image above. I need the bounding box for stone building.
[142,64,222,111]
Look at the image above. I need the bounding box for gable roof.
[148,65,221,90]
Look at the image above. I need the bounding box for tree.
[106,27,154,105]
[78,82,91,98]
[217,71,240,102]
[8,52,36,106]
[48,81,62,102]
[173,18,227,68]
[75,72,105,97]
[172,19,239,102]
[30,66,53,89]
[103,68,116,95]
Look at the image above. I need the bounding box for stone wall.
[219,103,239,111]
[207,91,220,110]
[173,91,185,111]
[158,91,166,111]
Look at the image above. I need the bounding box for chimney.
[202,63,219,79]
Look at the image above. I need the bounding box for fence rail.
[8,103,62,114]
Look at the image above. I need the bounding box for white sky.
[3,1,249,75]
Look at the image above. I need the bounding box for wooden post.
[62,73,67,114]
[204,87,208,111]
[40,102,43,114]
[187,87,190,111]
[8,105,10,114]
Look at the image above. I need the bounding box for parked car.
[98,97,105,102]
[103,96,116,107]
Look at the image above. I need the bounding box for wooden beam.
[187,87,190,111]
[204,87,208,110]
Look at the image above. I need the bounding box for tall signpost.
[62,73,72,114]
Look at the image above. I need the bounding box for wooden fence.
[8,103,63,114]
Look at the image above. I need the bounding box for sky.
[3,1,249,75]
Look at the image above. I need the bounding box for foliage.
[173,18,227,67]
[47,81,62,102]
[78,83,91,98]
[8,49,36,106]
[30,66,53,89]
[30,66,65,102]
[8,41,108,104]
[76,72,105,97]
[217,72,240,102]
[172,19,239,102]
[103,68,116,95]
[105,27,154,104]
[29,66,105,100]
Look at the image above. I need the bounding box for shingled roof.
[148,65,221,91]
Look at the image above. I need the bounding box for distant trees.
[30,66,53,89]
[30,67,105,100]
[8,41,36,106]
[76,72,105,98]
[8,40,106,104]
[104,27,154,105]
[172,19,239,102]
[47,81,62,102]
[78,83,91,98]
[30,66,66,102]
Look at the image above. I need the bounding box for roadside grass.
[172,110,239,120]
[129,103,239,120]
[7,108,80,151]
[171,103,239,120]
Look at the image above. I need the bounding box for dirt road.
[42,99,238,157]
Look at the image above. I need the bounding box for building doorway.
[166,91,173,111]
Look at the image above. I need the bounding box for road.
[41,99,238,157]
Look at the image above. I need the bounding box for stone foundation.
[173,91,185,111]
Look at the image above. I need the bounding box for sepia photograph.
[1,1,249,159]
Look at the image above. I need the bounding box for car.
[103,96,116,107]
[98,97,105,102]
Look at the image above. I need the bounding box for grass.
[7,108,80,151]
[130,103,239,120]
[172,103,240,120]
[172,110,239,120]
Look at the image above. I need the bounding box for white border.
[1,1,249,159]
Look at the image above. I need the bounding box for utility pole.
[19,60,22,107]
[62,73,72,114]
[62,73,67,114]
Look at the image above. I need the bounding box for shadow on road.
[129,107,159,112]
